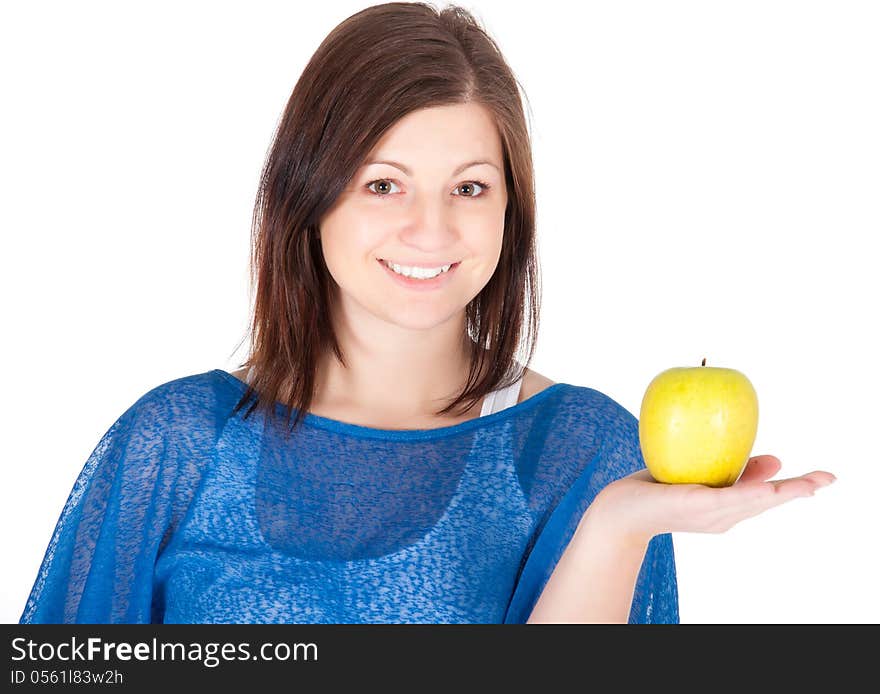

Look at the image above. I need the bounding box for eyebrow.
[361,159,501,176]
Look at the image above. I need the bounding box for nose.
[400,193,458,249]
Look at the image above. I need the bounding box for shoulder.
[517,367,629,420]
[132,369,227,407]
[518,368,629,418]
[564,384,644,477]
[118,369,239,439]
[538,380,646,485]
[72,370,232,488]
[229,367,250,383]
[518,367,557,402]
[539,377,639,448]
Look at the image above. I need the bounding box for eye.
[364,178,492,199]
[365,178,401,196]
[454,180,491,198]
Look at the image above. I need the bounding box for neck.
[313,312,480,421]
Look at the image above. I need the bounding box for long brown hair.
[230,1,541,436]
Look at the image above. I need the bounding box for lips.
[378,258,458,269]
[377,258,460,290]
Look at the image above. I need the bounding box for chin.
[376,302,465,332]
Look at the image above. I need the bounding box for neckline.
[212,369,568,441]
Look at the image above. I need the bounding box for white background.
[2,0,877,623]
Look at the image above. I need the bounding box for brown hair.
[229,1,541,436]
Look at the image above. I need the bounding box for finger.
[744,474,830,515]
[710,479,812,531]
[766,477,818,499]
[803,470,837,488]
[625,469,657,483]
[737,455,782,484]
[767,471,837,495]
[711,470,836,531]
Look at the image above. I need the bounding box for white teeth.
[383,260,453,279]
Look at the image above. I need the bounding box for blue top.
[19,369,678,624]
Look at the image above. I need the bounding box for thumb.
[736,455,782,484]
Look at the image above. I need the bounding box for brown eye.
[366,179,399,195]
[455,181,490,197]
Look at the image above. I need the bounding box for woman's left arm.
[525,492,651,623]
[525,454,836,624]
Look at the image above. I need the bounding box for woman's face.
[318,102,508,332]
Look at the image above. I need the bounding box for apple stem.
[702,357,707,366]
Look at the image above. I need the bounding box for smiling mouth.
[377,258,460,280]
[377,258,460,269]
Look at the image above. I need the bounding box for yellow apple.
[638,358,759,487]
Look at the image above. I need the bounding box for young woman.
[20,2,834,625]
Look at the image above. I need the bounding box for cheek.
[471,215,505,262]
[454,224,504,295]
[321,209,383,263]
[484,215,507,277]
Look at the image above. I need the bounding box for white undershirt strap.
[480,376,524,417]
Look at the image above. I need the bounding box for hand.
[593,455,837,546]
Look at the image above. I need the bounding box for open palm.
[598,455,837,545]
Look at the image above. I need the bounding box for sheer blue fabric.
[20,369,678,624]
